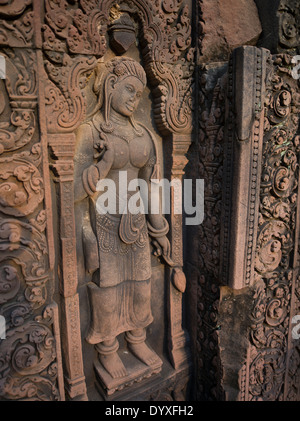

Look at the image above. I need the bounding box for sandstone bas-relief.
[3,0,299,402]
[43,0,194,400]
[74,57,174,393]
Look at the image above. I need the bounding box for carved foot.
[99,352,127,379]
[128,341,161,367]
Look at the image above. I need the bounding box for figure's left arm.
[139,139,173,266]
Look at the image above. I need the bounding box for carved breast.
[110,132,151,170]
[110,135,129,169]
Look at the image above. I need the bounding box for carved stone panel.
[0,0,196,402]
[218,46,300,401]
[5,0,300,403]
[0,2,64,399]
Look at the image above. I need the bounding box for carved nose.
[128,98,137,108]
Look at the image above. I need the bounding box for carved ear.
[102,74,118,128]
[105,74,118,91]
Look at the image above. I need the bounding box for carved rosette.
[0,49,37,154]
[0,3,64,402]
[278,0,300,55]
[0,144,43,217]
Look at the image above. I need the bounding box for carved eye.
[126,85,134,93]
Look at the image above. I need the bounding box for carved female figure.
[74,57,170,379]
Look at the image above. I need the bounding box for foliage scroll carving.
[239,54,300,401]
[0,2,64,401]
[42,0,195,136]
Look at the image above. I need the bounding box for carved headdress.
[93,57,147,133]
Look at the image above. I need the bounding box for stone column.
[49,134,88,401]
[165,134,192,370]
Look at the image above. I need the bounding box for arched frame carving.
[43,0,195,136]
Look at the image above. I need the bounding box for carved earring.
[130,116,143,136]
[101,77,115,133]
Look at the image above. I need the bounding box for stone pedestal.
[94,348,162,397]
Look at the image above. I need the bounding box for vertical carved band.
[166,133,192,370]
[224,49,300,400]
[0,0,65,398]
[49,134,87,400]
[221,46,269,289]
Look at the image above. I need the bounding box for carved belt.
[119,212,145,244]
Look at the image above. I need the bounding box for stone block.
[200,0,262,63]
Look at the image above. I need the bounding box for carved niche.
[196,70,227,401]
[41,0,195,401]
[0,0,195,402]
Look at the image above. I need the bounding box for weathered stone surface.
[199,0,262,63]
[218,284,254,401]
[220,46,300,401]
[255,0,300,55]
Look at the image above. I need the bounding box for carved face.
[282,14,296,39]
[110,76,144,117]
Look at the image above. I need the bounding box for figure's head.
[110,74,144,117]
[94,57,147,132]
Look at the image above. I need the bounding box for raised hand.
[94,132,114,166]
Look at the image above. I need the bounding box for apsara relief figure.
[74,57,171,380]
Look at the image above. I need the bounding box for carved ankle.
[125,329,146,345]
[95,339,119,356]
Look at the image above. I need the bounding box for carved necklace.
[110,131,136,144]
[105,118,143,144]
[95,111,143,148]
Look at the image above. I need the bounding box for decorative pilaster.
[221,46,269,289]
[165,134,192,370]
[49,134,87,401]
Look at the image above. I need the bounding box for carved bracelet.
[147,217,169,238]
